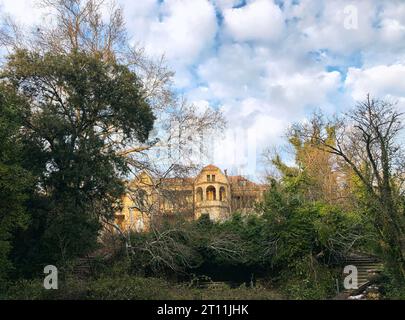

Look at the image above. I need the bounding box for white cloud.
[197,42,340,115]
[288,0,379,55]
[223,0,284,42]
[124,0,217,65]
[345,64,405,101]
[197,43,265,100]
[265,71,341,110]
[0,0,44,26]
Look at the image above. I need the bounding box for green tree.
[0,84,32,283]
[292,96,405,280]
[256,178,367,299]
[2,49,155,270]
[260,125,373,298]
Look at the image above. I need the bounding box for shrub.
[87,276,171,300]
[278,257,338,300]
[2,279,50,300]
[378,269,405,300]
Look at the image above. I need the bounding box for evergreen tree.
[0,84,32,283]
[2,49,154,271]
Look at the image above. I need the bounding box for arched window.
[196,187,203,202]
[219,186,226,201]
[206,185,216,201]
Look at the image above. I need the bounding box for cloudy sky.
[2,0,405,179]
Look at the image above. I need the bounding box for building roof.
[160,177,194,188]
[201,164,221,172]
[129,167,267,192]
[228,175,267,191]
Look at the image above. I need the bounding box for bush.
[87,277,171,300]
[378,269,405,300]
[1,279,53,300]
[278,257,338,300]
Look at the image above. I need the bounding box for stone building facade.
[115,165,266,232]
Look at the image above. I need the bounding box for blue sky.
[2,0,405,179]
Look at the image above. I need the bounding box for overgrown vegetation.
[1,275,283,300]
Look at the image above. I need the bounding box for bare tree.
[136,228,199,274]
[129,220,244,276]
[293,95,405,279]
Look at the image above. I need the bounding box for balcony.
[196,200,228,208]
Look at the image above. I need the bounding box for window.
[206,186,216,201]
[212,175,216,182]
[207,174,211,182]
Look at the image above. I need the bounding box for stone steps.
[343,256,383,297]
[72,257,97,278]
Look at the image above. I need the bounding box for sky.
[1,0,405,180]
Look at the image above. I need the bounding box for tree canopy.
[1,49,155,270]
[0,83,32,283]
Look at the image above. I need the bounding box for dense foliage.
[0,84,32,285]
[125,189,369,299]
[0,49,155,278]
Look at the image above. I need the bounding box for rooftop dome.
[201,164,220,172]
